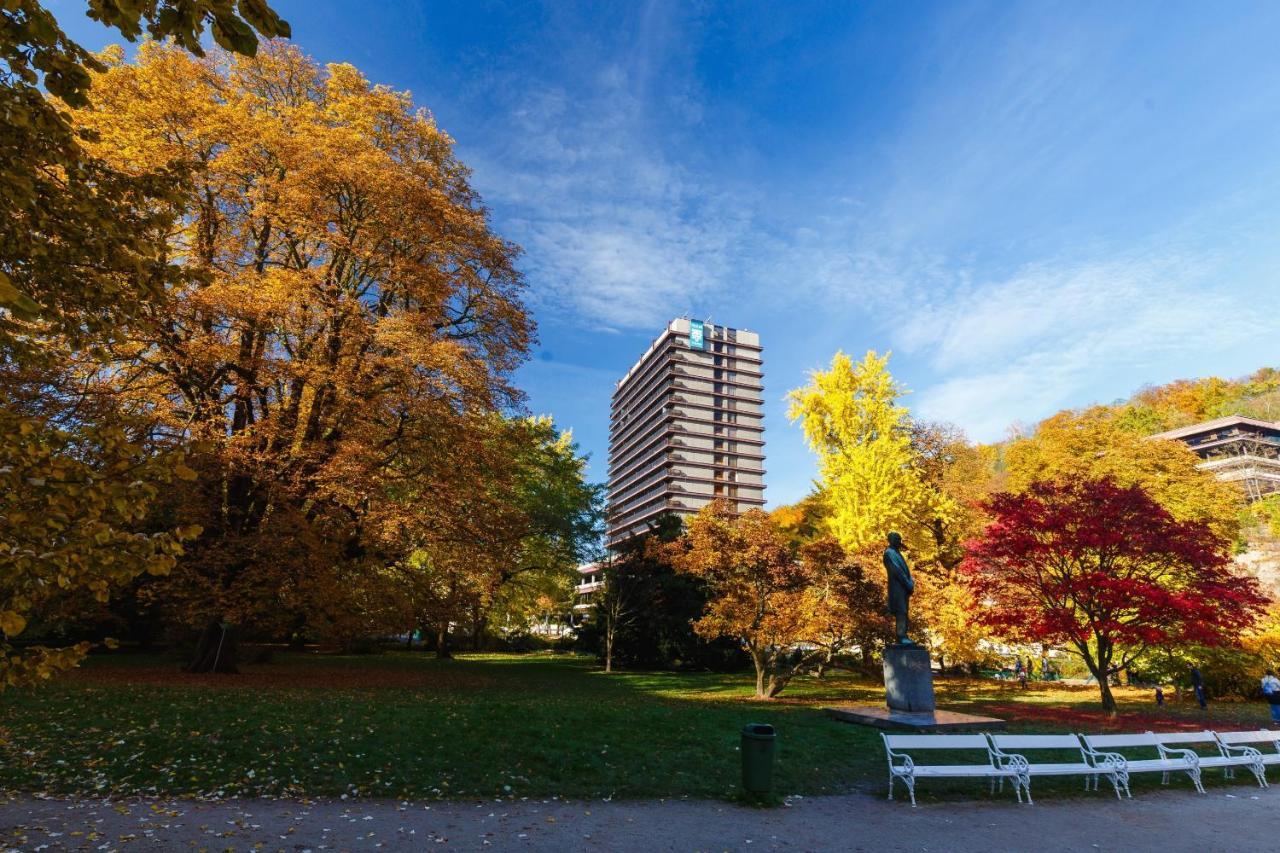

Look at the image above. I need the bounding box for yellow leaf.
[0,611,27,638]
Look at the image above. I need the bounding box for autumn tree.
[67,43,532,670]
[665,502,829,698]
[962,477,1267,714]
[787,351,952,559]
[0,1,288,686]
[786,352,993,665]
[906,422,1001,668]
[797,538,884,674]
[1003,406,1243,540]
[391,417,600,657]
[483,418,604,645]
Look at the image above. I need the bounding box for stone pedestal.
[883,643,935,713]
[825,643,1004,730]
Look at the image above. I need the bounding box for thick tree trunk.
[752,648,769,699]
[435,625,452,660]
[1097,677,1118,715]
[1079,640,1118,716]
[185,620,240,673]
[604,628,614,673]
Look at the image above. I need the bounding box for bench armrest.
[883,743,915,774]
[987,745,1029,774]
[1082,746,1128,771]
[1156,744,1199,766]
[1221,744,1263,761]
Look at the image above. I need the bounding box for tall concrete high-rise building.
[606,318,765,548]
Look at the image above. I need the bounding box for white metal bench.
[881,733,1026,806]
[1148,730,1266,788]
[1210,730,1279,787]
[1079,732,1203,795]
[987,733,1125,802]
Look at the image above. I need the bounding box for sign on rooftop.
[689,319,705,350]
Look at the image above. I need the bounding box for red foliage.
[982,703,1225,733]
[962,478,1267,654]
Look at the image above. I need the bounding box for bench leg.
[1021,775,1033,805]
[904,776,917,807]
[1189,767,1205,794]
[888,772,895,801]
[1106,772,1124,800]
[1249,763,1267,789]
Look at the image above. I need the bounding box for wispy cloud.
[897,249,1278,440]
[460,7,750,330]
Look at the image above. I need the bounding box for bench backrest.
[1216,730,1280,748]
[883,733,991,751]
[989,734,1082,751]
[1147,730,1216,747]
[1082,732,1159,749]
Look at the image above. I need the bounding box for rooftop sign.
[689,319,705,350]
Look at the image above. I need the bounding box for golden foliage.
[1003,406,1243,540]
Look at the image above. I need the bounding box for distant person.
[1262,670,1280,723]
[1189,665,1208,710]
[1155,686,1164,706]
[1015,658,1027,689]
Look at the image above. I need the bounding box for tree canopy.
[963,477,1267,713]
[1,0,290,686]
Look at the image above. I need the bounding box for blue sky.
[55,1,1280,506]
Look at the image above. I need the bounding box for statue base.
[883,643,935,713]
[825,644,1005,731]
[824,705,1006,731]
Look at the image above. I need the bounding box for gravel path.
[3,786,1277,851]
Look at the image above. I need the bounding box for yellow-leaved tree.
[1003,406,1244,540]
[787,351,951,559]
[786,351,995,667]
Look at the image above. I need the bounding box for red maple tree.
[962,477,1268,713]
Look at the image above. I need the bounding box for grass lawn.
[1,651,1276,803]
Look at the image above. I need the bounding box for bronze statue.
[883,531,915,645]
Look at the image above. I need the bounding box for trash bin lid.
[743,723,775,738]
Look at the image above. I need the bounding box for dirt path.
[3,787,1276,851]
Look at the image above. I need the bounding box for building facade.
[1152,414,1280,501]
[606,318,766,548]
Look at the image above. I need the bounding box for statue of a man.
[883,531,915,645]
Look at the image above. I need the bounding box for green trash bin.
[741,723,776,794]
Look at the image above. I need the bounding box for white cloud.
[459,10,751,331]
[900,250,1279,440]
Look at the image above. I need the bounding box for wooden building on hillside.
[1152,415,1280,501]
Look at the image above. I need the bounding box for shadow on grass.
[3,652,1277,806]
